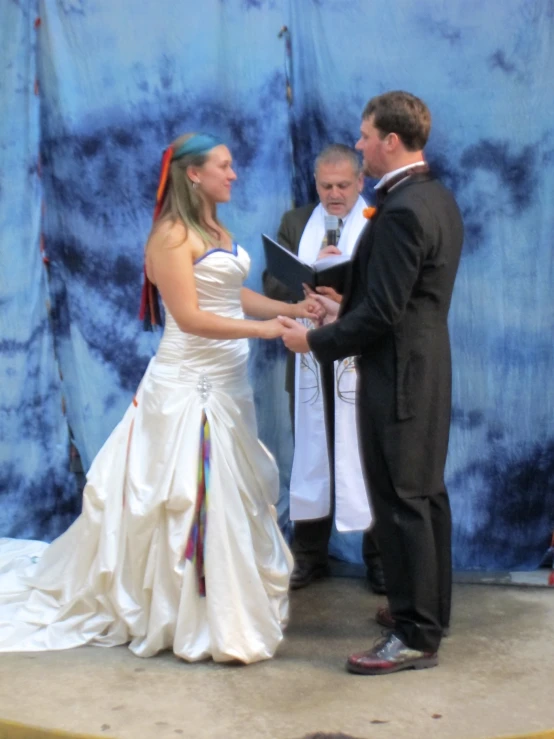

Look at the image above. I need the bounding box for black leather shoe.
[290,561,330,590]
[365,557,387,595]
[347,633,438,675]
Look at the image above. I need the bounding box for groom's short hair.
[363,91,431,152]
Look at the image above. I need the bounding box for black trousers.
[356,400,452,653]
[290,361,380,567]
[292,515,379,566]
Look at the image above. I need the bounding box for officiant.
[262,144,386,594]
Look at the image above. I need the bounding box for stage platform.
[0,573,552,739]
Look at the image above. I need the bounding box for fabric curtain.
[0,0,552,569]
[0,0,78,539]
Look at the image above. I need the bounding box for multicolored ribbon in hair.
[138,145,174,330]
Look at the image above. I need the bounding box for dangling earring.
[192,180,200,190]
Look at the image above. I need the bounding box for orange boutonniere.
[363,206,377,220]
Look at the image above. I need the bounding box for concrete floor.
[0,576,553,739]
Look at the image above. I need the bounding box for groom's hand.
[277,316,310,353]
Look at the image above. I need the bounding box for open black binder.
[262,233,350,301]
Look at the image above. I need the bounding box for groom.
[279,91,464,675]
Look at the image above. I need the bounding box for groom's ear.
[384,131,401,153]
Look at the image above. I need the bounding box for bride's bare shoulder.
[147,219,206,259]
[148,219,189,251]
[145,220,204,283]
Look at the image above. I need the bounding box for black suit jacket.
[262,203,317,394]
[308,173,464,498]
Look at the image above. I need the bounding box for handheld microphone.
[324,214,339,247]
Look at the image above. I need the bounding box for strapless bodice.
[153,245,251,388]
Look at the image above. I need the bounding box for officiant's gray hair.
[314,144,362,177]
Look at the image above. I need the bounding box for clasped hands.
[278,284,341,353]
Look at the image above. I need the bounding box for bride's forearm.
[240,287,299,320]
[172,303,269,340]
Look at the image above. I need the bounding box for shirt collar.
[374,160,427,192]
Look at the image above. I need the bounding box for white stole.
[289,197,373,532]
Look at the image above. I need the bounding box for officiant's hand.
[277,316,310,353]
[316,285,342,304]
[318,246,342,259]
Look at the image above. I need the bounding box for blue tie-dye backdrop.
[1,0,552,570]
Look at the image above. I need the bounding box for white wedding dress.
[0,244,293,663]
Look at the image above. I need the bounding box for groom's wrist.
[307,322,336,363]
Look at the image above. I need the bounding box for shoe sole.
[346,656,438,675]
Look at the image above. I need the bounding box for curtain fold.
[0,0,77,540]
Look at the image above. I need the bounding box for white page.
[312,253,351,271]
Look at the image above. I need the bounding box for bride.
[0,132,319,663]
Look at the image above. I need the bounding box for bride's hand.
[313,293,340,324]
[292,295,325,323]
[258,317,285,340]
